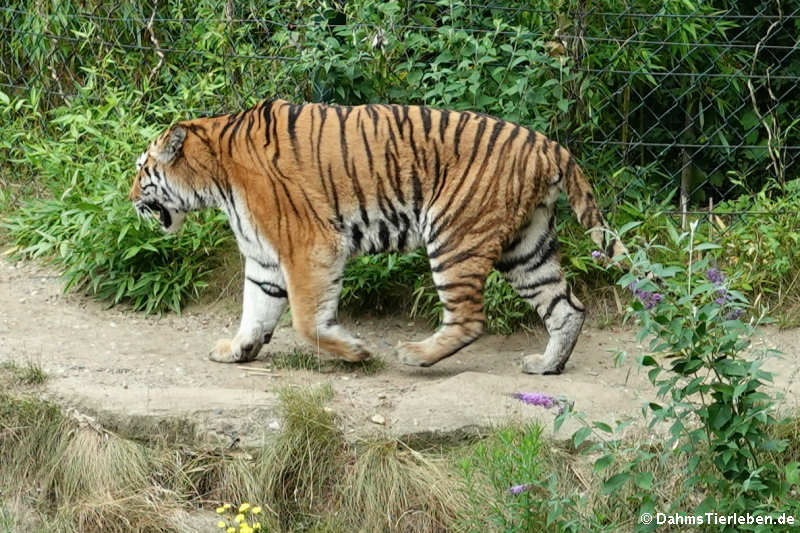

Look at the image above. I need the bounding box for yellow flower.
[252,506,262,515]
[216,507,225,515]
[227,528,235,533]
[234,513,245,523]
[239,502,251,513]
[217,521,226,529]
[253,522,261,530]
[240,525,252,533]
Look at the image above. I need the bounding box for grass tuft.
[262,385,344,524]
[335,438,462,533]
[326,356,387,375]
[269,350,387,375]
[269,349,322,372]
[0,360,47,386]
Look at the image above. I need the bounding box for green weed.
[269,349,387,375]
[269,350,323,372]
[326,355,387,375]
[458,424,548,532]
[0,360,47,386]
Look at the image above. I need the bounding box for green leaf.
[593,421,613,433]
[694,242,721,251]
[634,472,653,490]
[786,462,800,485]
[594,454,614,472]
[569,256,587,272]
[618,221,643,235]
[603,472,631,493]
[572,426,591,448]
[640,355,658,367]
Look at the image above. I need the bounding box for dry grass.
[261,385,346,525]
[0,372,463,533]
[9,362,789,532]
[335,438,462,533]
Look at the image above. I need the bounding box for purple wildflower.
[507,483,532,495]
[714,288,732,306]
[513,392,557,408]
[628,282,664,310]
[591,250,606,260]
[725,308,744,321]
[706,268,725,285]
[651,293,664,304]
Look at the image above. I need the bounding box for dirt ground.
[1,256,799,445]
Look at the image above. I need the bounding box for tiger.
[129,99,627,374]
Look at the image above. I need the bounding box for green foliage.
[473,233,799,531]
[340,251,430,314]
[617,230,793,529]
[713,179,800,299]
[343,253,538,334]
[0,507,14,533]
[546,229,798,532]
[571,0,795,202]
[458,424,548,532]
[0,87,232,313]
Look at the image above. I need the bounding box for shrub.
[713,179,800,300]
[554,225,800,531]
[1,88,232,313]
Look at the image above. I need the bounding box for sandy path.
[1,257,798,444]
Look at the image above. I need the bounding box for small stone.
[370,414,386,425]
[268,421,280,430]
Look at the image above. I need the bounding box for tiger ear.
[154,125,186,163]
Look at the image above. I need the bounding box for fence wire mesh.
[1,0,798,222]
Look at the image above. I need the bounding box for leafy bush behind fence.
[3,0,798,206]
[1,0,799,315]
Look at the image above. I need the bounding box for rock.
[387,371,644,442]
[370,414,386,425]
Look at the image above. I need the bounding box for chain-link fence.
[2,0,799,222]
[566,2,800,226]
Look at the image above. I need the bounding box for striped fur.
[129,100,627,374]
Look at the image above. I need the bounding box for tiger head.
[129,124,193,233]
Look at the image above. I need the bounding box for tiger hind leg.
[397,249,495,367]
[497,207,585,374]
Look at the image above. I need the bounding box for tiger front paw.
[208,338,261,363]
